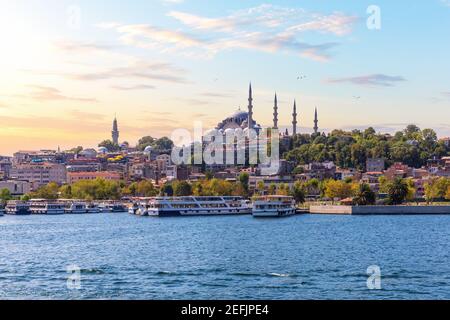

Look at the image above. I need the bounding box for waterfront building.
[366,158,385,173]
[67,171,122,184]
[0,180,31,196]
[9,162,67,189]
[384,163,413,180]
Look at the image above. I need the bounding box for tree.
[424,177,450,203]
[69,146,83,154]
[173,181,192,196]
[291,181,305,204]
[59,185,72,199]
[324,180,353,200]
[137,136,155,151]
[268,183,277,195]
[238,172,250,196]
[0,188,12,206]
[160,183,174,197]
[256,181,265,195]
[446,186,450,201]
[152,137,174,153]
[353,184,376,206]
[386,178,409,205]
[31,182,60,200]
[98,140,120,152]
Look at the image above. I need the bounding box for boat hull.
[252,208,297,218]
[147,209,251,217]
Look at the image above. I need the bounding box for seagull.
[297,75,307,80]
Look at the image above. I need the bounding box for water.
[1,213,450,300]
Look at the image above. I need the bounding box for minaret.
[273,93,278,129]
[292,100,298,136]
[247,83,253,130]
[313,107,319,134]
[112,115,119,145]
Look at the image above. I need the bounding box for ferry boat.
[64,201,87,214]
[252,196,297,218]
[86,203,100,214]
[5,200,31,215]
[99,201,126,213]
[140,196,251,217]
[29,199,65,215]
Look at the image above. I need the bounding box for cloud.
[0,102,8,109]
[68,109,106,121]
[100,4,357,62]
[111,84,156,91]
[22,85,98,103]
[326,74,407,87]
[441,0,450,7]
[442,91,450,98]
[53,41,115,54]
[200,92,233,98]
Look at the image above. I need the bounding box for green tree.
[160,183,174,197]
[0,188,12,206]
[324,180,353,200]
[386,178,409,205]
[98,140,120,152]
[291,181,306,204]
[353,184,376,206]
[173,181,192,196]
[238,172,250,196]
[136,136,155,151]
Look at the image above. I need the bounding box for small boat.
[86,203,100,214]
[128,202,139,215]
[0,207,4,216]
[252,196,297,218]
[64,201,87,214]
[5,200,31,215]
[99,201,126,213]
[29,199,65,215]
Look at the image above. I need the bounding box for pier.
[309,205,450,215]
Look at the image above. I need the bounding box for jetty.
[309,205,450,215]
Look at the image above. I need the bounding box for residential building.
[10,163,67,189]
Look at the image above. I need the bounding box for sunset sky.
[0,0,449,155]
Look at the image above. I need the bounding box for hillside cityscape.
[1,86,450,205]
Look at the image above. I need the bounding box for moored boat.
[29,199,65,215]
[86,203,100,214]
[144,196,251,217]
[252,196,297,218]
[5,200,31,215]
[64,201,88,214]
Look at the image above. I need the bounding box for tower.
[313,107,319,134]
[273,93,278,129]
[112,116,119,145]
[292,100,298,136]
[247,83,253,131]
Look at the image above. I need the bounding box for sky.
[0,0,449,155]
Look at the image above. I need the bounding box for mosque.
[213,84,319,137]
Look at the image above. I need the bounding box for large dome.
[216,109,259,131]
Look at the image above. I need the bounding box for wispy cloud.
[68,109,106,121]
[99,4,358,62]
[111,84,156,91]
[326,74,407,87]
[442,91,450,98]
[23,86,98,103]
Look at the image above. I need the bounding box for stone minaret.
[247,83,253,130]
[112,116,119,145]
[273,93,278,129]
[313,107,319,134]
[292,100,298,136]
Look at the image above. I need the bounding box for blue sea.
[1,213,449,300]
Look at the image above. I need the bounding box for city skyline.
[1,0,450,155]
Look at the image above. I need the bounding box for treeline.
[2,176,449,206]
[285,125,449,170]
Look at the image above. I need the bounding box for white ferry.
[99,201,126,213]
[252,196,297,218]
[64,201,87,214]
[29,199,65,215]
[86,203,100,214]
[5,200,31,215]
[136,196,251,217]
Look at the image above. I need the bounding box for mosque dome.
[144,146,153,154]
[98,147,108,154]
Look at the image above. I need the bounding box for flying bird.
[297,75,307,80]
